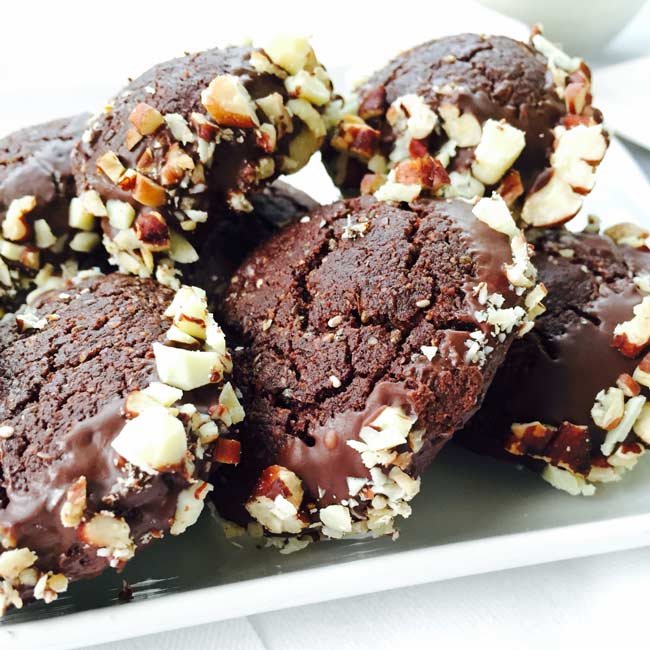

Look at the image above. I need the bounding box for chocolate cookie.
[216,194,543,542]
[324,30,606,228]
[182,181,318,307]
[0,114,107,314]
[458,226,650,495]
[0,274,244,615]
[73,38,333,281]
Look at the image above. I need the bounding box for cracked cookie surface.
[216,195,538,539]
[0,273,238,608]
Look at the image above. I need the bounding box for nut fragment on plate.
[0,273,243,615]
[72,38,334,284]
[322,30,605,227]
[458,224,650,494]
[0,113,106,315]
[213,195,540,545]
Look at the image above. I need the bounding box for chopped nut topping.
[471,119,526,186]
[245,466,307,535]
[128,103,165,135]
[79,512,135,567]
[439,103,482,147]
[522,124,607,227]
[214,438,242,464]
[633,403,650,445]
[285,69,331,106]
[33,219,57,249]
[541,464,595,497]
[132,173,166,207]
[320,505,352,538]
[160,143,195,187]
[613,296,650,357]
[170,481,213,535]
[374,172,421,203]
[330,115,379,161]
[69,232,101,253]
[60,476,87,528]
[112,406,187,473]
[287,98,326,138]
[0,548,37,581]
[264,36,315,75]
[96,151,125,183]
[633,353,650,388]
[201,75,260,129]
[106,200,135,231]
[387,94,438,141]
[617,373,641,397]
[394,156,450,192]
[472,193,519,238]
[164,113,195,145]
[3,195,36,241]
[591,387,625,431]
[605,222,648,249]
[601,395,647,457]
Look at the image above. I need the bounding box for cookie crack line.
[292,230,338,333]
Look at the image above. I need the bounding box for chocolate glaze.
[506,282,639,439]
[73,46,320,222]
[0,274,190,586]
[326,34,569,195]
[278,382,414,506]
[0,114,110,314]
[459,229,649,462]
[218,196,530,517]
[1,400,182,580]
[0,113,89,234]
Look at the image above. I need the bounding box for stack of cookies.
[1,29,646,615]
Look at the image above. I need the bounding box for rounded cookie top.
[458,227,650,495]
[0,114,105,314]
[73,38,333,281]
[324,31,606,229]
[220,195,542,541]
[0,273,243,615]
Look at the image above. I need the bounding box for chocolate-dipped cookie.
[216,194,543,543]
[324,30,606,228]
[72,38,333,282]
[458,225,650,495]
[0,273,244,615]
[0,114,107,314]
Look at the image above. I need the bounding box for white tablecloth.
[2,1,650,648]
[90,546,650,650]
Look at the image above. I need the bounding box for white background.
[2,1,650,648]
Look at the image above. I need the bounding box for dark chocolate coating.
[458,229,650,471]
[0,114,102,313]
[73,46,324,215]
[216,196,528,517]
[0,274,181,582]
[0,114,88,234]
[370,34,563,170]
[325,33,568,194]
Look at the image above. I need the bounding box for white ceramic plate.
[2,445,650,650]
[2,138,650,650]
